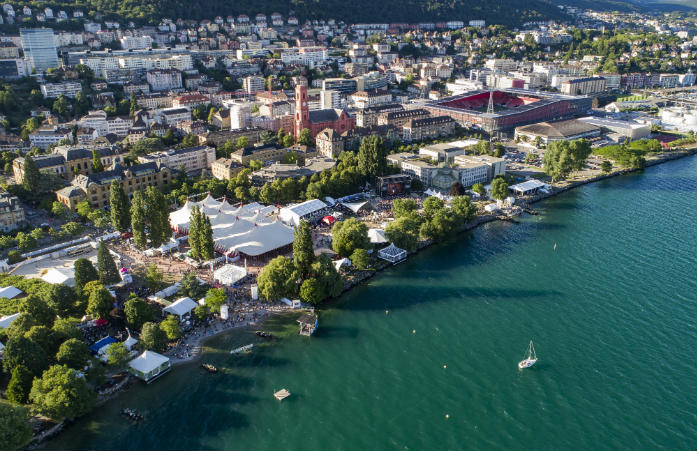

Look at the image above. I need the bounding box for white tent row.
[213,264,247,286]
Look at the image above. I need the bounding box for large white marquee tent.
[169,194,294,259]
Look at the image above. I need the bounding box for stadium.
[424,89,593,135]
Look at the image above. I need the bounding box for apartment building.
[211,157,245,180]
[40,81,82,98]
[160,107,191,126]
[13,146,124,182]
[0,192,25,232]
[28,126,73,149]
[138,145,215,174]
[401,116,456,142]
[146,69,182,91]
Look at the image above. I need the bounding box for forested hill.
[2,0,569,26]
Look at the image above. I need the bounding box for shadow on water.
[313,325,360,340]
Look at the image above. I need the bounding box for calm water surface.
[46,155,697,451]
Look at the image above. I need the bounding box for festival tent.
[279,199,328,226]
[124,334,139,350]
[378,243,407,263]
[0,286,23,299]
[341,201,374,214]
[213,264,247,285]
[368,228,388,244]
[128,350,171,383]
[334,257,352,271]
[226,220,294,257]
[201,193,223,209]
[90,336,117,354]
[163,297,198,318]
[41,267,75,287]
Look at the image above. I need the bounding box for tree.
[310,254,343,299]
[282,134,295,148]
[299,278,323,305]
[490,177,509,201]
[298,128,314,146]
[332,218,370,258]
[420,209,456,241]
[199,214,215,260]
[188,205,202,260]
[146,186,171,248]
[257,256,298,301]
[52,318,81,342]
[124,294,152,330]
[140,322,168,352]
[423,196,445,220]
[450,196,477,225]
[16,232,36,251]
[109,181,130,232]
[7,250,22,264]
[20,296,55,328]
[542,142,574,181]
[91,149,104,172]
[52,95,70,117]
[358,135,387,180]
[130,191,147,248]
[129,92,138,116]
[160,315,181,340]
[392,198,417,219]
[179,272,205,299]
[97,241,120,285]
[87,285,113,319]
[56,338,90,370]
[2,335,48,376]
[181,134,199,148]
[40,283,76,318]
[51,201,68,218]
[22,154,40,193]
[293,221,314,276]
[350,248,371,270]
[385,214,421,252]
[192,304,210,322]
[449,182,466,196]
[472,183,485,196]
[0,403,32,450]
[236,136,250,149]
[601,160,612,173]
[145,264,163,291]
[105,342,129,368]
[74,258,98,297]
[30,364,96,420]
[6,365,34,404]
[411,178,424,191]
[204,288,226,314]
[249,159,264,171]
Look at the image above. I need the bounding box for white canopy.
[124,335,139,350]
[201,193,223,208]
[163,297,198,317]
[279,199,327,226]
[213,264,247,285]
[368,228,388,244]
[41,267,75,287]
[226,220,294,257]
[129,350,170,374]
[334,257,352,271]
[0,286,23,299]
[0,312,21,329]
[342,201,373,214]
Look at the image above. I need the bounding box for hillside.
[2,0,568,26]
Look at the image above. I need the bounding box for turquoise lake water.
[46,155,697,450]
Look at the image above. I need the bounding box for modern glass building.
[20,28,59,73]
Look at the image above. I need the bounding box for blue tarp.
[90,336,116,354]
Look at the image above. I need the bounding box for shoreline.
[30,147,695,450]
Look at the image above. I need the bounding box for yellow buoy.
[443,365,447,369]
[412,329,416,334]
[445,414,450,419]
[385,310,389,315]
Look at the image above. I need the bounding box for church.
[294,84,355,138]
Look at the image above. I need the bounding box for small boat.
[121,408,144,422]
[201,363,218,373]
[518,340,538,369]
[230,344,254,355]
[256,331,273,339]
[274,389,291,401]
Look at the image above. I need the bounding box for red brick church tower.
[294,84,310,138]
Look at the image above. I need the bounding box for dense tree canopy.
[30,364,96,421]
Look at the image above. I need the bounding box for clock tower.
[294,84,310,138]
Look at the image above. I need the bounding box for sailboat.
[518,341,538,369]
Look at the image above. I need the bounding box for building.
[322,78,357,95]
[20,28,59,73]
[315,128,344,158]
[560,77,606,96]
[249,157,334,185]
[294,85,355,138]
[172,94,210,109]
[39,81,82,98]
[419,140,479,163]
[211,158,244,180]
[160,107,191,126]
[138,145,215,174]
[514,119,601,144]
[0,192,25,232]
[56,162,171,209]
[356,104,404,127]
[128,350,171,383]
[13,146,125,183]
[146,69,182,91]
[424,89,593,134]
[577,116,651,140]
[242,75,265,94]
[199,128,265,147]
[401,116,456,142]
[351,89,392,109]
[120,35,153,50]
[388,153,438,187]
[230,103,252,129]
[279,199,330,226]
[453,154,506,187]
[28,126,73,149]
[230,144,288,166]
[377,109,430,128]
